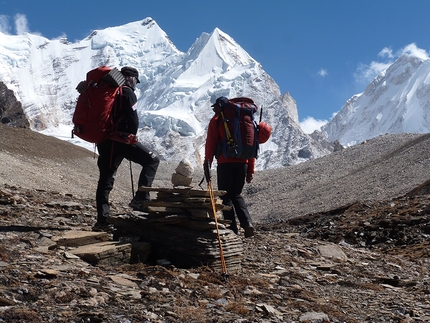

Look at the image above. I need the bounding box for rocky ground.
[1,123,430,322]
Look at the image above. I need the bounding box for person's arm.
[204,117,219,166]
[118,86,138,134]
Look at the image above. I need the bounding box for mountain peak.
[322,43,430,146]
[209,27,255,67]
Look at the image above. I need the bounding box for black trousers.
[96,140,160,222]
[217,162,252,234]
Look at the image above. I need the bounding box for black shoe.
[129,199,150,212]
[92,222,115,233]
[244,226,255,238]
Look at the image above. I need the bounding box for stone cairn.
[109,159,243,273]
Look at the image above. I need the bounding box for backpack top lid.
[86,66,111,84]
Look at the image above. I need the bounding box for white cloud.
[300,116,328,134]
[14,13,29,35]
[378,47,393,59]
[0,15,11,34]
[355,61,392,84]
[401,43,429,60]
[318,69,328,77]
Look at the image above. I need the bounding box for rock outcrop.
[0,82,29,128]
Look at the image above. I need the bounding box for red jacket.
[204,115,255,174]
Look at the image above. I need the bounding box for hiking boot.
[244,226,255,238]
[92,222,115,233]
[129,199,150,212]
[228,225,239,235]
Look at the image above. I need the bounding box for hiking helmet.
[258,122,272,143]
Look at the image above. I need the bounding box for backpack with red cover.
[213,97,259,159]
[72,66,125,144]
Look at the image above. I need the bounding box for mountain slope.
[322,45,430,146]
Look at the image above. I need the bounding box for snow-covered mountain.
[321,46,430,146]
[0,18,333,170]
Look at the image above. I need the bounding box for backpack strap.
[219,106,238,155]
[232,104,242,156]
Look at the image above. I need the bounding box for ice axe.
[203,159,228,278]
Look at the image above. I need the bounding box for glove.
[125,134,138,145]
[246,173,253,183]
[109,132,138,145]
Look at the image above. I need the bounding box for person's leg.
[228,163,253,232]
[217,163,238,234]
[123,142,160,202]
[96,141,124,224]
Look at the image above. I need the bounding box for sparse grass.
[0,308,44,323]
[0,245,10,262]
[203,288,223,300]
[224,300,250,315]
[173,303,207,323]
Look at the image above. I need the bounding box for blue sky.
[1,0,430,132]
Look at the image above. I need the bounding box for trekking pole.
[129,160,135,198]
[204,160,228,277]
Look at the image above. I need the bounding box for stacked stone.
[110,185,244,273]
[171,159,194,187]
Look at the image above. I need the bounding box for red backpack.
[213,97,259,159]
[72,66,126,144]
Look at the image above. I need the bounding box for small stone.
[171,172,192,186]
[175,159,194,177]
[299,311,329,322]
